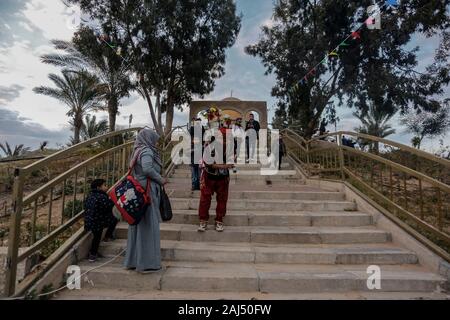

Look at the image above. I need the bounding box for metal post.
[306,143,310,173]
[338,133,345,180]
[4,168,24,296]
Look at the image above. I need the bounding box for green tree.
[80,114,109,140]
[67,0,241,136]
[246,0,449,138]
[353,104,396,152]
[40,26,133,132]
[401,101,450,150]
[33,70,104,144]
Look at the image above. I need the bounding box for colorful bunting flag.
[294,0,397,89]
[386,0,398,7]
[365,17,375,26]
[351,31,361,40]
[328,51,339,58]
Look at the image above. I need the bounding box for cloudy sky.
[0,0,448,153]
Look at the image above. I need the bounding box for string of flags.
[292,0,398,91]
[98,34,125,60]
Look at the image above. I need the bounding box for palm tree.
[0,142,30,158]
[33,70,104,145]
[353,105,396,153]
[40,27,133,132]
[80,114,109,141]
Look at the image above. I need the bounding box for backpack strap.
[129,149,151,194]
[128,149,143,175]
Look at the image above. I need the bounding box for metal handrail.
[282,128,450,260]
[3,125,184,297]
[22,142,134,207]
[308,131,450,167]
[342,146,450,193]
[3,128,141,297]
[21,127,142,175]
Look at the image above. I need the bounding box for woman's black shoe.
[139,268,162,274]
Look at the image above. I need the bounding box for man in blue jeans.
[190,117,205,191]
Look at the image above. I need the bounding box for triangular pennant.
[339,40,350,47]
[351,31,361,40]
[308,68,316,76]
[365,17,375,26]
[328,51,339,58]
[386,0,398,7]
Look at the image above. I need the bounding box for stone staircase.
[56,162,448,299]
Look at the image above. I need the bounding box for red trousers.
[198,172,230,223]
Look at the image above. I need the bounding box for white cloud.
[18,21,33,32]
[22,0,75,41]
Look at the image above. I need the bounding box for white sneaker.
[215,222,224,232]
[198,221,208,232]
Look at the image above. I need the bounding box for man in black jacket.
[190,117,205,190]
[278,133,287,170]
[245,113,261,163]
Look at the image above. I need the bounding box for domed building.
[189,96,268,128]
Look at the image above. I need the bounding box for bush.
[0,174,14,192]
[63,200,84,218]
[63,182,74,195]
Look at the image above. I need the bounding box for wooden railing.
[3,128,142,297]
[282,130,450,261]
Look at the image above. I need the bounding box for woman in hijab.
[124,129,168,273]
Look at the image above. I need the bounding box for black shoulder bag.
[160,187,173,222]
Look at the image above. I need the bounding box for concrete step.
[55,288,450,300]
[167,190,346,201]
[176,163,286,171]
[170,198,357,212]
[99,240,418,265]
[115,224,391,244]
[73,261,446,293]
[168,177,306,186]
[173,168,294,176]
[171,171,299,179]
[167,210,372,227]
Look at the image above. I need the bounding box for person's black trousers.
[89,218,118,255]
[90,230,103,256]
[191,164,201,190]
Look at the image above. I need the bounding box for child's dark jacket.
[84,189,115,233]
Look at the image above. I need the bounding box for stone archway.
[189,97,268,128]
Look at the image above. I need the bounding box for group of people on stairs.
[83,110,287,275]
